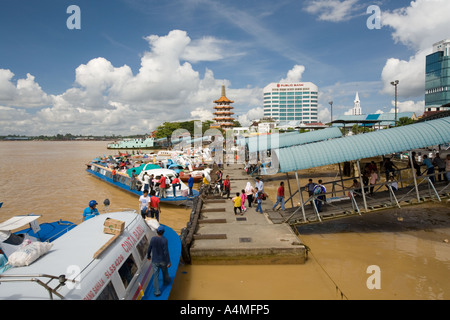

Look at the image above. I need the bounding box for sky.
[0,0,449,136]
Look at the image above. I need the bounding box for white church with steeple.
[352,92,362,115]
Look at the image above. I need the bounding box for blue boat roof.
[366,114,380,120]
[332,112,417,127]
[275,116,450,172]
[127,163,160,176]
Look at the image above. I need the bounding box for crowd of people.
[408,152,450,183]
[223,176,267,215]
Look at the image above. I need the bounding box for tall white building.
[263,82,319,123]
[353,92,362,115]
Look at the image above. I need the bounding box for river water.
[1,141,449,300]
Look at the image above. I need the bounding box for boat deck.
[141,224,181,300]
[86,165,199,205]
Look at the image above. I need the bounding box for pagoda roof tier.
[213,111,234,114]
[214,106,234,109]
[214,84,234,104]
[214,96,234,103]
[213,117,235,121]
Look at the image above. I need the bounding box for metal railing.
[0,273,77,300]
[283,168,449,225]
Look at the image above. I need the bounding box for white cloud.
[379,0,450,102]
[0,30,262,136]
[388,100,425,115]
[190,107,214,122]
[181,36,245,63]
[237,107,264,127]
[304,0,361,22]
[280,65,305,83]
[0,70,50,108]
[381,0,450,51]
[318,104,331,123]
[380,48,431,99]
[0,70,18,103]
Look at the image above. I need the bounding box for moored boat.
[108,137,155,149]
[86,162,199,205]
[0,215,76,254]
[179,171,202,183]
[179,168,212,183]
[0,210,181,300]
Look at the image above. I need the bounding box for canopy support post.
[295,171,307,222]
[338,163,346,196]
[286,173,294,208]
[409,151,421,203]
[356,159,368,212]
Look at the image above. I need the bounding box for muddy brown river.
[1,141,448,300]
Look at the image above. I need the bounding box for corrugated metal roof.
[366,114,381,120]
[332,112,417,127]
[247,127,342,153]
[274,116,450,173]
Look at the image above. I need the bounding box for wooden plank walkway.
[183,164,307,265]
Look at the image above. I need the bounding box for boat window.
[136,235,149,261]
[3,233,25,246]
[118,255,138,289]
[96,281,119,300]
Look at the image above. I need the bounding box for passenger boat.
[86,162,199,205]
[0,210,181,300]
[108,137,155,149]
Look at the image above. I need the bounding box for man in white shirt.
[139,189,151,219]
[255,177,264,193]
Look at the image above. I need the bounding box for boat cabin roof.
[0,215,40,232]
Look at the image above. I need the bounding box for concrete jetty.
[184,164,307,265]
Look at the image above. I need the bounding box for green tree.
[397,117,416,127]
[155,122,182,139]
[155,120,218,139]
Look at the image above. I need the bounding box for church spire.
[353,92,362,115]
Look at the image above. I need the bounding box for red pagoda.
[211,85,235,130]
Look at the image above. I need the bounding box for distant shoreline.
[1,138,111,142]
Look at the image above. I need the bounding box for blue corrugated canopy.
[274,116,450,173]
[248,127,342,153]
[366,114,380,120]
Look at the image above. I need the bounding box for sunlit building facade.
[425,39,450,111]
[263,82,319,123]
